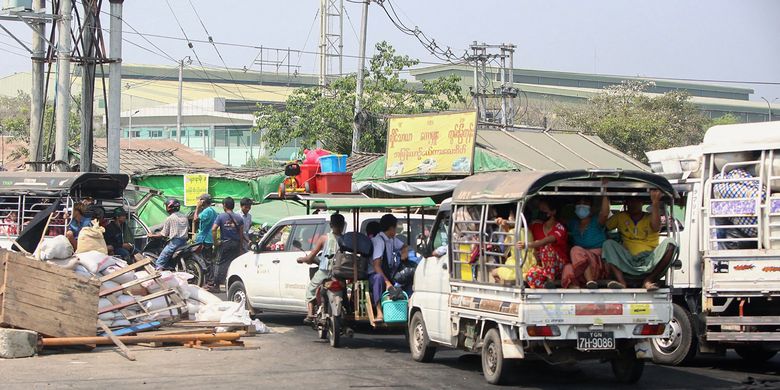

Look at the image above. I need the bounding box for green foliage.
[709,113,741,127]
[556,81,711,162]
[244,155,277,169]
[254,41,466,154]
[0,91,81,160]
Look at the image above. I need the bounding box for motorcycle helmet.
[165,198,181,213]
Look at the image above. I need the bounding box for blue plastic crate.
[319,154,348,173]
[380,291,408,323]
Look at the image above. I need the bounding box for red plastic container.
[314,172,353,194]
[296,163,320,192]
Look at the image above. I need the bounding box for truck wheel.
[409,312,436,362]
[652,303,697,365]
[481,328,509,385]
[735,347,778,363]
[611,348,645,384]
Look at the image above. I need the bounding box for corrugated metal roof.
[476,127,647,172]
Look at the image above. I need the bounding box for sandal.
[644,281,660,291]
[607,281,625,289]
[586,280,599,289]
[303,316,316,326]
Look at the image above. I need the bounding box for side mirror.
[249,242,261,253]
[292,240,303,251]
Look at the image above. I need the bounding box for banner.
[183,174,209,207]
[385,111,477,178]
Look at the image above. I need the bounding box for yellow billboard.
[385,111,477,178]
[183,174,209,207]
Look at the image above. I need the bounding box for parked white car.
[226,212,433,314]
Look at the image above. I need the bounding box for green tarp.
[352,148,518,182]
[134,173,286,203]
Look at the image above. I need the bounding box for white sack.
[37,236,74,260]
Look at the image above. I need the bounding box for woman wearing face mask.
[561,197,609,289]
[519,198,569,289]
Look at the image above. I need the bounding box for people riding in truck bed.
[66,202,92,250]
[369,214,408,322]
[563,197,609,289]
[519,198,569,289]
[601,189,677,290]
[490,210,537,284]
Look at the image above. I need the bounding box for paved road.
[1,313,778,389]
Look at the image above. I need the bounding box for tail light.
[526,325,560,337]
[633,324,666,336]
[325,279,343,292]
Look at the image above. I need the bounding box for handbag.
[331,251,368,280]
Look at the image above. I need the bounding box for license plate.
[576,331,615,351]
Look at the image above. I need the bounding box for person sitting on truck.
[601,190,677,290]
[66,203,92,250]
[0,211,18,236]
[491,210,537,284]
[519,198,569,289]
[297,213,346,325]
[562,197,609,289]
[104,207,134,259]
[369,214,409,322]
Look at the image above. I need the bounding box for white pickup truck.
[408,170,675,385]
[646,122,780,365]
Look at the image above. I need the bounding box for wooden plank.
[98,320,136,361]
[98,289,178,314]
[99,258,152,283]
[0,249,99,337]
[99,273,158,297]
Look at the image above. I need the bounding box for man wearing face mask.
[562,197,609,289]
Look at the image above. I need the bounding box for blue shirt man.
[208,197,245,291]
[194,194,217,245]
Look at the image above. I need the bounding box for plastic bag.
[76,251,111,274]
[37,235,74,260]
[73,264,93,278]
[183,284,223,305]
[75,223,108,254]
[303,148,331,165]
[46,256,79,270]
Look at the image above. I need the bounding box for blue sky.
[0,0,777,100]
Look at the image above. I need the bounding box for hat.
[198,193,213,205]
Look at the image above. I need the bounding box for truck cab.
[647,122,780,365]
[408,170,675,385]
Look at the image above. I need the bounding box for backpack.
[330,233,371,280]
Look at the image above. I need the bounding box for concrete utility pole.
[351,0,368,153]
[54,0,73,167]
[79,0,98,173]
[176,56,191,144]
[29,0,46,170]
[107,0,123,174]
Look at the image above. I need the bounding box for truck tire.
[611,347,645,384]
[734,347,778,363]
[481,328,510,385]
[409,311,436,363]
[652,303,697,365]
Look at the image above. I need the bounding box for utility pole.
[29,0,45,170]
[54,0,72,168]
[319,0,344,87]
[469,42,517,127]
[107,0,123,174]
[761,97,775,122]
[79,0,98,172]
[176,56,191,144]
[351,0,368,153]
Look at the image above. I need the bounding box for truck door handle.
[442,263,448,270]
[272,259,280,264]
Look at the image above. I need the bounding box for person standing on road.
[239,197,253,251]
[194,194,218,261]
[297,213,346,325]
[209,197,244,292]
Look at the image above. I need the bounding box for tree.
[709,113,741,127]
[254,41,466,154]
[0,91,81,161]
[556,81,713,162]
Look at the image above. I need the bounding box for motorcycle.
[314,274,354,348]
[142,236,208,287]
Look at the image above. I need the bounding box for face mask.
[575,205,591,219]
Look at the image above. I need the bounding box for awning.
[310,197,436,210]
[352,180,460,196]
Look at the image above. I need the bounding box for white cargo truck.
[408,170,676,385]
[647,122,780,365]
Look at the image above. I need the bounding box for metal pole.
[54,0,73,168]
[319,0,326,87]
[351,0,368,153]
[761,97,772,122]
[29,0,46,171]
[177,58,184,144]
[107,0,123,174]
[338,0,343,76]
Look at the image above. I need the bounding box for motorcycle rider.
[147,199,189,270]
[297,213,346,325]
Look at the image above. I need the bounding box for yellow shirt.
[606,212,659,255]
